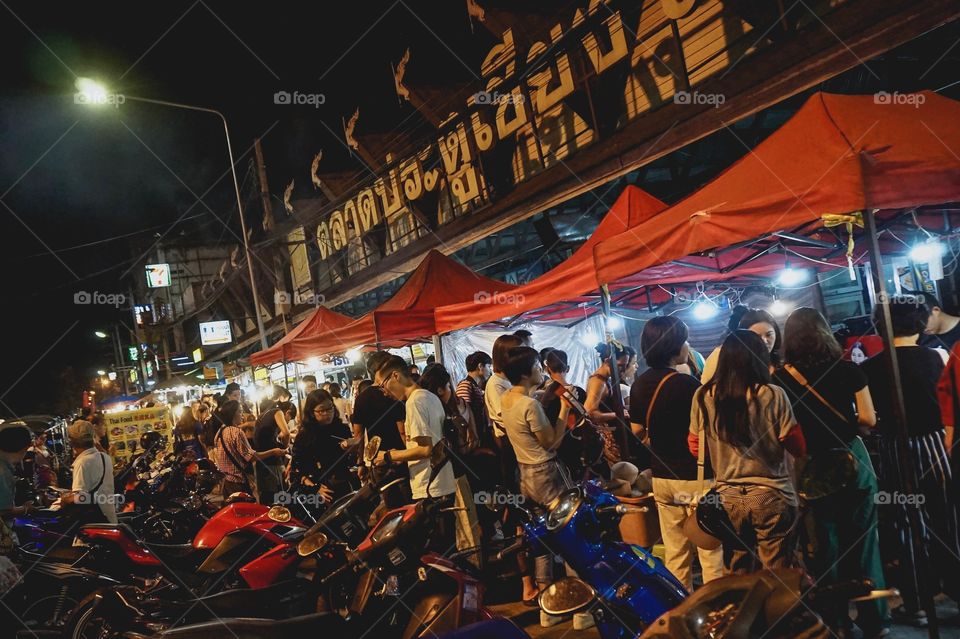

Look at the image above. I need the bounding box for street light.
[76,78,269,349]
[96,369,106,376]
[94,330,109,339]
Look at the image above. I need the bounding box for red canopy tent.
[593,91,960,286]
[249,305,353,366]
[434,186,668,333]
[289,250,516,358]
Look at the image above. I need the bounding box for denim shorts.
[519,459,572,508]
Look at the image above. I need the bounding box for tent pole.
[864,208,940,639]
[600,284,630,458]
[432,334,444,368]
[293,362,301,408]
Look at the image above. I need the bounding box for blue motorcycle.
[518,481,687,638]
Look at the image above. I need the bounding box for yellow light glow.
[75,77,109,103]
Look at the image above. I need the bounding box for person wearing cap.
[0,424,34,543]
[61,420,117,524]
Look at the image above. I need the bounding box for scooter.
[515,481,687,638]
[635,569,898,639]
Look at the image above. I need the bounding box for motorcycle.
[512,481,687,638]
[58,502,311,638]
[120,453,222,544]
[634,569,898,639]
[126,441,497,639]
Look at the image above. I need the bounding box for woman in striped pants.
[862,298,960,627]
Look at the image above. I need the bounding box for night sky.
[0,0,504,417]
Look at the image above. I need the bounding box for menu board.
[103,406,174,464]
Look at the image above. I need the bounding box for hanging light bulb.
[692,299,718,321]
[769,299,791,317]
[778,267,807,287]
[910,239,945,263]
[605,316,623,330]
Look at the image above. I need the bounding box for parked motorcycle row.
[5,434,896,639]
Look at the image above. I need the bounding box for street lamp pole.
[121,95,269,350]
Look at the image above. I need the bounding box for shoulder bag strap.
[697,389,707,485]
[90,452,107,494]
[645,371,678,430]
[216,426,250,472]
[783,364,849,423]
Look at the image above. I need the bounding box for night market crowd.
[2,297,960,637]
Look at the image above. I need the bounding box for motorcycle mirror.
[538,577,597,616]
[297,531,329,557]
[267,505,292,523]
[364,436,382,463]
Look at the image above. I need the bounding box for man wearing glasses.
[373,354,457,551]
[349,352,407,478]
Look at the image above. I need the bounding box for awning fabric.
[593,91,960,286]
[249,306,353,366]
[290,250,516,357]
[434,186,668,333]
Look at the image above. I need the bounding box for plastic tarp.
[593,91,960,286]
[249,305,354,366]
[440,316,606,389]
[434,186,667,333]
[290,250,516,358]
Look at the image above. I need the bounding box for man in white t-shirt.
[62,420,118,524]
[374,355,457,551]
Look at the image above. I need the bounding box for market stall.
[288,249,517,358]
[249,305,354,366]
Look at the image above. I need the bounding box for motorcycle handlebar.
[495,538,526,561]
[595,504,648,516]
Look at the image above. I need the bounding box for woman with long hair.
[773,307,888,636]
[689,330,805,574]
[210,400,284,497]
[739,308,783,370]
[290,390,355,504]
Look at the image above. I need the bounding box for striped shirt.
[456,375,488,436]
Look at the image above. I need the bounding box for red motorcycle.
[121,442,498,639]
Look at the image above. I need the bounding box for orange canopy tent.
[249,305,353,366]
[434,186,668,333]
[592,91,960,287]
[289,250,516,358]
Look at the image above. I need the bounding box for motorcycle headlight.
[268,505,292,523]
[545,489,582,531]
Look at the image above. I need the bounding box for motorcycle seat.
[143,541,203,562]
[158,612,348,639]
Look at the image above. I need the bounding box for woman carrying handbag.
[773,307,889,638]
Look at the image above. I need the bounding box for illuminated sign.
[145,264,171,288]
[308,0,758,278]
[128,346,138,362]
[192,348,203,363]
[199,320,232,346]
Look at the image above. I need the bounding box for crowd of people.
[3,296,960,637]
[161,302,960,636]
